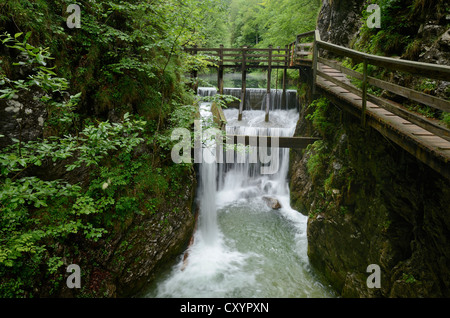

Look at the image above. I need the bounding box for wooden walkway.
[317,63,450,180]
[185,40,312,122]
[186,30,450,180]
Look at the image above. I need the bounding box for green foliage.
[0,0,304,298]
[0,33,146,297]
[306,140,329,182]
[306,98,333,136]
[0,0,228,121]
[0,32,78,132]
[442,112,450,128]
[402,273,418,284]
[355,0,449,56]
[228,0,320,48]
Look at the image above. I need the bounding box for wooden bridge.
[186,30,450,180]
[185,39,313,122]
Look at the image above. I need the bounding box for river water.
[143,87,336,298]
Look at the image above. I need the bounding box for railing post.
[312,30,322,96]
[312,33,319,95]
[266,45,273,122]
[361,58,368,127]
[218,44,224,95]
[282,45,288,109]
[289,43,293,67]
[238,46,247,121]
[192,45,198,94]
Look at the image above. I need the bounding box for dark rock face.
[289,0,450,298]
[419,28,450,66]
[290,106,450,298]
[57,172,197,298]
[108,175,197,297]
[317,0,366,47]
[0,88,47,148]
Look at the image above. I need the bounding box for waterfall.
[197,87,299,111]
[146,87,335,298]
[216,112,297,207]
[197,87,299,211]
[197,102,220,245]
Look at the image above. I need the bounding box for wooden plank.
[226,135,320,149]
[221,64,303,69]
[317,40,365,63]
[367,94,450,141]
[221,53,242,57]
[266,46,273,122]
[316,74,450,180]
[218,45,224,95]
[246,54,288,58]
[317,70,363,100]
[238,47,247,121]
[318,57,364,80]
[211,102,226,131]
[318,58,450,137]
[312,38,319,95]
[296,51,313,55]
[245,59,287,63]
[367,76,450,112]
[361,59,368,126]
[317,40,450,81]
[296,30,316,38]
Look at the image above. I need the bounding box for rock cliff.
[290,0,450,297]
[290,104,450,297]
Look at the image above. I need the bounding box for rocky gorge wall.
[0,35,198,298]
[290,100,450,297]
[0,82,198,297]
[289,0,450,297]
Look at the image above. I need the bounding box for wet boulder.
[262,196,282,210]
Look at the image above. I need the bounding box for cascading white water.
[198,87,299,111]
[197,102,220,245]
[145,88,335,298]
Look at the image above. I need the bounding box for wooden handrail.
[290,28,450,136]
[185,28,449,132]
[315,39,450,81]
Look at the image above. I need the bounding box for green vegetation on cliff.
[292,94,450,297]
[0,0,224,297]
[352,0,450,126]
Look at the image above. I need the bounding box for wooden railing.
[185,41,313,122]
[186,30,450,140]
[288,30,315,67]
[185,46,289,68]
[298,30,450,139]
[184,44,312,71]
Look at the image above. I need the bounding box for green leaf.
[23,31,32,44]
